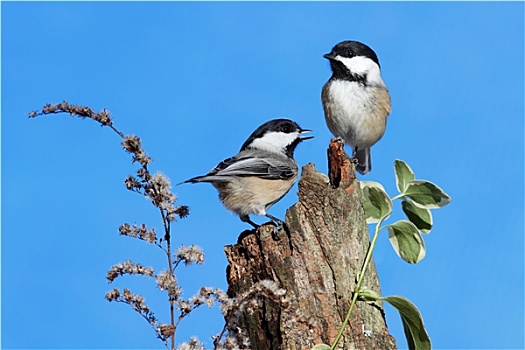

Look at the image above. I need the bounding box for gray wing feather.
[185,151,297,184]
[213,157,295,179]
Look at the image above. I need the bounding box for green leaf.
[394,159,415,193]
[381,295,431,350]
[358,287,380,302]
[311,344,331,350]
[405,180,451,209]
[360,181,393,224]
[402,200,433,234]
[387,220,426,263]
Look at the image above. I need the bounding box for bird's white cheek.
[336,55,385,86]
[249,131,299,153]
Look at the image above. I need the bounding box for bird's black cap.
[240,119,312,157]
[324,40,380,67]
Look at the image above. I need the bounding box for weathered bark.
[224,139,397,350]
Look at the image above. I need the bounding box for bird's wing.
[182,155,296,184]
[210,156,296,180]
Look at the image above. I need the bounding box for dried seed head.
[175,245,204,266]
[106,260,155,282]
[118,223,157,244]
[156,270,181,300]
[177,337,204,350]
[158,324,175,337]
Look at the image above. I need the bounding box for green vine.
[314,159,451,350]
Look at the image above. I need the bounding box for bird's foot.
[264,213,288,240]
[271,221,285,240]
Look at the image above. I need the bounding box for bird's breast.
[215,175,297,217]
[322,80,390,148]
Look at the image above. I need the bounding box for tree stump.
[224,139,397,350]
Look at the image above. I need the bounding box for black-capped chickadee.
[181,119,312,231]
[321,40,391,175]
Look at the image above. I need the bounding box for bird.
[180,118,312,232]
[321,40,391,175]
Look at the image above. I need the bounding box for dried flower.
[106,260,155,282]
[158,324,175,337]
[156,270,181,300]
[29,101,203,349]
[177,337,204,350]
[105,288,120,301]
[121,134,153,167]
[199,287,225,307]
[105,287,158,327]
[121,134,141,154]
[148,172,176,201]
[221,280,286,316]
[175,245,204,266]
[175,205,190,219]
[29,101,114,126]
[213,326,251,350]
[124,175,143,192]
[118,223,157,244]
[136,167,151,182]
[178,300,192,315]
[141,172,181,222]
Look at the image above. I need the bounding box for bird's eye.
[281,125,290,133]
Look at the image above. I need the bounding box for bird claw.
[264,214,287,240]
[271,221,284,240]
[335,136,345,144]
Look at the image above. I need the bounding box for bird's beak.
[323,53,335,60]
[299,129,314,141]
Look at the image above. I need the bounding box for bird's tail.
[177,175,229,186]
[354,148,372,175]
[177,176,207,186]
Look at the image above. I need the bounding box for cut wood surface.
[224,139,397,350]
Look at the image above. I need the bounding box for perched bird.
[321,40,391,175]
[181,119,312,231]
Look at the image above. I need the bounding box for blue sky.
[2,2,523,349]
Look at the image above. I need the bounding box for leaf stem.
[390,193,404,202]
[331,217,385,349]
